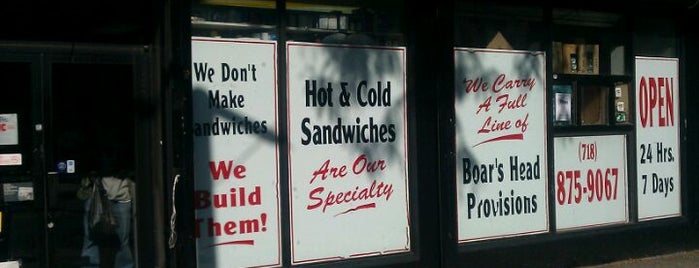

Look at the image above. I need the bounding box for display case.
[551,9,632,129]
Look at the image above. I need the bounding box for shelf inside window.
[191,20,276,32]
[552,77,632,129]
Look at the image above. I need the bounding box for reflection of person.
[555,92,572,122]
[79,150,135,268]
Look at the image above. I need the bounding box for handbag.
[87,177,117,241]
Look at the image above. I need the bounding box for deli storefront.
[1,0,699,267]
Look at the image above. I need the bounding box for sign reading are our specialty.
[191,38,281,268]
[454,48,548,242]
[635,57,681,221]
[554,135,628,231]
[287,42,410,264]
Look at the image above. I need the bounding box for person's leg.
[112,201,134,268]
[80,198,100,266]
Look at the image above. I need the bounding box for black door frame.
[0,42,159,267]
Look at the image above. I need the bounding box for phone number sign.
[554,135,628,231]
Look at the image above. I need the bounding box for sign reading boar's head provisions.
[454,48,549,242]
[287,42,410,264]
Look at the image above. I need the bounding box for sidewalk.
[582,249,699,268]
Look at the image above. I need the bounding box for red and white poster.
[554,135,628,231]
[287,42,410,264]
[635,57,681,221]
[0,114,18,145]
[0,153,21,166]
[454,48,548,242]
[191,38,281,268]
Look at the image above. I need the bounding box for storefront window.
[453,3,549,243]
[550,9,635,232]
[190,2,280,267]
[284,1,410,265]
[189,1,410,266]
[631,16,681,223]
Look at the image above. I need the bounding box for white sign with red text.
[554,135,628,231]
[0,114,18,145]
[0,153,21,166]
[191,38,281,268]
[454,48,548,242]
[635,57,681,221]
[287,42,409,264]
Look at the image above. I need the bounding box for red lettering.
[639,77,649,127]
[478,116,511,134]
[208,160,247,180]
[306,180,394,213]
[650,78,658,126]
[195,217,263,238]
[209,218,222,236]
[194,186,261,209]
[234,165,246,178]
[464,77,488,93]
[465,75,536,94]
[310,159,347,184]
[223,220,237,235]
[638,76,675,128]
[195,218,203,238]
[194,190,210,209]
[658,78,666,126]
[202,218,227,237]
[352,154,387,175]
[665,77,675,126]
[492,74,506,93]
[307,187,324,210]
[492,74,536,93]
[0,123,6,131]
[476,96,491,114]
[496,93,528,113]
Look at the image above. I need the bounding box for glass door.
[46,63,136,267]
[0,56,42,268]
[0,51,138,267]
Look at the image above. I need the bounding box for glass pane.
[633,18,677,57]
[0,62,32,172]
[455,3,544,50]
[553,84,574,126]
[50,63,135,267]
[192,0,278,40]
[191,0,405,46]
[285,0,405,46]
[552,9,627,75]
[0,61,38,264]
